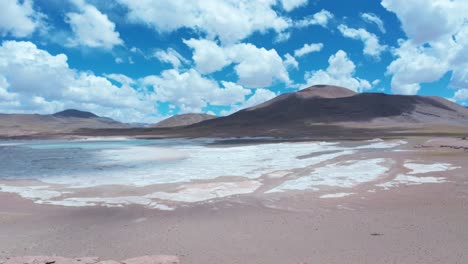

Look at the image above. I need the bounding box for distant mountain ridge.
[0,109,128,137]
[152,113,217,128]
[187,85,468,133]
[2,85,468,138]
[53,109,98,118]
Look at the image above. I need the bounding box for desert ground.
[0,136,467,264]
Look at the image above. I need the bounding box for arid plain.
[1,135,467,264]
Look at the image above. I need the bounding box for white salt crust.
[320,192,354,198]
[0,138,411,209]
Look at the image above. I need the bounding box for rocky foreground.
[0,256,180,264]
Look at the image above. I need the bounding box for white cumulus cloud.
[222,88,277,115]
[283,53,298,69]
[454,89,468,101]
[141,69,251,113]
[183,38,230,74]
[229,43,290,87]
[117,0,290,44]
[184,38,290,88]
[65,0,123,49]
[0,40,261,120]
[361,13,386,33]
[338,24,387,58]
[0,41,155,122]
[104,73,135,86]
[386,40,450,95]
[294,43,323,57]
[280,0,308,12]
[381,0,466,44]
[303,50,373,92]
[382,0,468,95]
[0,0,45,38]
[295,9,334,28]
[153,48,189,69]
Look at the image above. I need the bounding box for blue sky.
[0,0,467,123]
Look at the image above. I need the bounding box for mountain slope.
[152,113,217,128]
[190,85,468,130]
[0,110,128,137]
[3,85,468,139]
[52,109,98,118]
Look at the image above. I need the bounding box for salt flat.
[1,136,467,264]
[0,137,461,209]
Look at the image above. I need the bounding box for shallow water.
[2,137,454,209]
[0,138,345,187]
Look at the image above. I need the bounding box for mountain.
[194,85,468,125]
[152,113,217,128]
[3,86,468,139]
[175,85,468,137]
[0,109,129,137]
[52,109,98,118]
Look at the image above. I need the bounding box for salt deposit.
[267,158,390,193]
[377,174,447,190]
[320,192,354,198]
[356,139,407,149]
[0,138,417,209]
[38,196,174,210]
[33,141,353,187]
[404,162,459,175]
[148,181,262,203]
[0,185,63,200]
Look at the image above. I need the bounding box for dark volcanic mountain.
[0,109,128,137]
[152,113,217,128]
[188,85,468,132]
[52,109,98,118]
[3,85,468,139]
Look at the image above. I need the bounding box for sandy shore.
[1,137,467,263]
[2,182,468,263]
[0,255,180,264]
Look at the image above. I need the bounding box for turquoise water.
[0,138,338,188]
[26,139,157,150]
[0,139,206,185]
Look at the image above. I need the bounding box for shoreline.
[1,137,466,209]
[1,121,468,141]
[1,137,467,263]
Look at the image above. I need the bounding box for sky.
[0,0,467,123]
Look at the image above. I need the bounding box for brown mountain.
[0,109,128,137]
[196,85,468,125]
[152,113,217,128]
[4,86,468,139]
[52,109,99,118]
[175,85,468,137]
